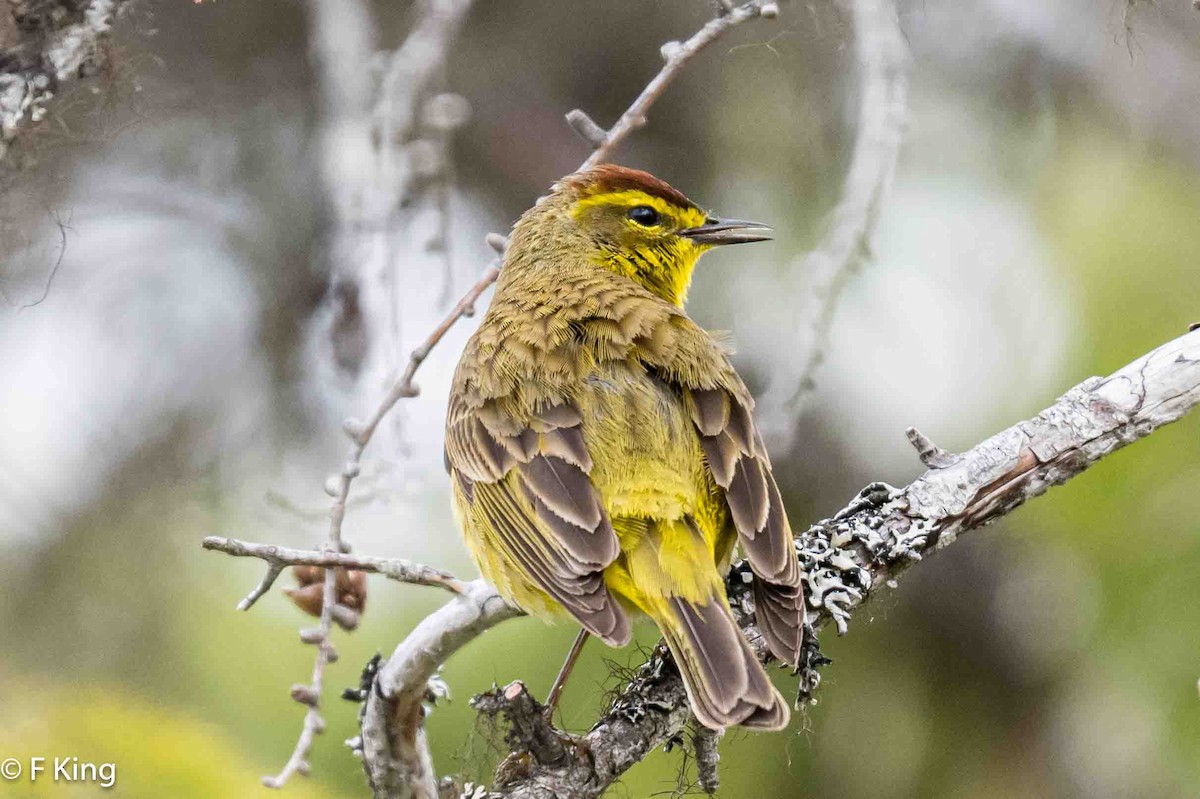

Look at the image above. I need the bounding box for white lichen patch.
[1,0,123,158]
[0,75,32,137]
[1,74,50,132]
[604,646,680,727]
[796,482,925,636]
[784,483,929,705]
[423,668,451,715]
[457,782,496,799]
[48,0,118,80]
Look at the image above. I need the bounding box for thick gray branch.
[473,329,1200,798]
[362,581,522,799]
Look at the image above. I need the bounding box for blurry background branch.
[782,0,909,418]
[438,326,1200,799]
[309,0,475,398]
[0,0,128,164]
[214,0,479,789]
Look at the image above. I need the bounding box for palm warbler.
[445,165,804,730]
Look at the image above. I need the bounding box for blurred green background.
[1,1,1199,797]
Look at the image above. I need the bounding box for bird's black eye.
[627,205,661,227]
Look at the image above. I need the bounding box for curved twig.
[362,581,523,798]
[781,0,910,416]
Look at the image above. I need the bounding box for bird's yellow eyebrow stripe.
[570,190,709,228]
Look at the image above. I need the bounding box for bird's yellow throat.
[569,188,711,306]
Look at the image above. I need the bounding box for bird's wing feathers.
[682,384,806,666]
[644,318,806,667]
[445,392,630,645]
[447,276,801,662]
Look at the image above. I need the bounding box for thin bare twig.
[202,537,465,602]
[579,1,770,169]
[12,211,72,310]
[261,551,339,788]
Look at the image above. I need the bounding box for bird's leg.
[543,628,590,721]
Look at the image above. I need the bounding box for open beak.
[681,216,774,246]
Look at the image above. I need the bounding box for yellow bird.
[445,165,804,730]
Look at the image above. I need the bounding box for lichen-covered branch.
[691,723,722,795]
[454,328,1200,798]
[0,0,128,163]
[471,682,571,771]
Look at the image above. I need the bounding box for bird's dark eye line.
[627,205,661,227]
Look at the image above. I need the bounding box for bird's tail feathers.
[657,595,789,731]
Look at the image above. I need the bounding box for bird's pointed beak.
[680,216,774,246]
